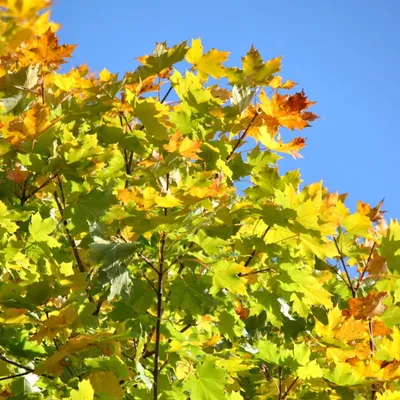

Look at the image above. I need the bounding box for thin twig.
[244,226,271,267]
[355,242,376,292]
[226,112,259,162]
[143,274,157,293]
[238,267,273,277]
[137,252,158,275]
[0,354,33,372]
[282,377,299,400]
[0,371,31,382]
[160,85,173,104]
[278,366,283,400]
[333,237,356,298]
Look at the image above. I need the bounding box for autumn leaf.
[21,28,76,68]
[5,103,60,144]
[186,38,229,80]
[347,291,388,320]
[259,89,318,134]
[163,131,202,159]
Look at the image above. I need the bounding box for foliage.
[0,1,399,399]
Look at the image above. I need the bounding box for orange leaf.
[7,165,29,183]
[347,291,388,320]
[234,299,249,320]
[5,103,60,145]
[21,28,76,68]
[164,131,201,160]
[259,89,318,134]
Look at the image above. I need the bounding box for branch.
[0,354,33,373]
[282,377,299,400]
[333,237,356,298]
[244,226,271,267]
[143,274,157,293]
[137,252,158,275]
[153,230,167,400]
[226,112,259,162]
[0,371,31,382]
[238,267,273,277]
[27,174,58,200]
[160,85,173,104]
[355,242,376,292]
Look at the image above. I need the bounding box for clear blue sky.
[52,0,400,219]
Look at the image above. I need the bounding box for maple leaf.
[6,164,29,183]
[21,28,76,68]
[347,291,389,320]
[186,38,229,80]
[5,103,60,144]
[259,89,318,134]
[256,126,306,158]
[233,299,249,320]
[163,131,202,159]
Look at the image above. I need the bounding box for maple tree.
[0,1,400,399]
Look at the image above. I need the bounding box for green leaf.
[29,213,60,248]
[210,260,247,296]
[183,359,228,400]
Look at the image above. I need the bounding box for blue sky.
[52,0,400,218]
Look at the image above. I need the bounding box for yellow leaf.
[186,38,229,80]
[377,390,400,399]
[99,68,113,82]
[342,212,372,236]
[268,75,297,90]
[89,372,124,400]
[256,126,306,159]
[155,194,182,208]
[20,28,76,68]
[52,73,76,91]
[5,103,60,145]
[70,379,94,400]
[164,131,201,159]
[35,331,114,375]
[315,306,343,338]
[0,308,32,324]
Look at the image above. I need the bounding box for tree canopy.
[0,1,399,399]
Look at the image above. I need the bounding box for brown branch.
[244,226,271,267]
[355,242,376,292]
[333,237,356,298]
[153,230,166,400]
[137,252,158,275]
[226,112,259,162]
[282,377,299,400]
